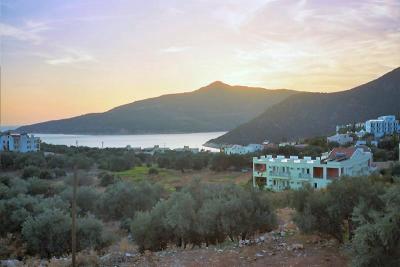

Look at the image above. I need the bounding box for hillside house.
[327,133,353,145]
[365,115,399,138]
[0,132,40,153]
[224,144,263,155]
[253,147,373,191]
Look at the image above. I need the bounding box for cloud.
[45,49,95,65]
[0,22,47,44]
[159,46,191,53]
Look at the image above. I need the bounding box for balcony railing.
[269,171,290,177]
[298,173,311,179]
[253,171,267,177]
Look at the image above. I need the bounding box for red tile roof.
[328,147,357,161]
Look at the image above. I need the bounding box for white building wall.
[253,149,372,191]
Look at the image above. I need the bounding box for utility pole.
[71,166,78,267]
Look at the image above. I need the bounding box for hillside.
[16,82,297,134]
[208,67,400,145]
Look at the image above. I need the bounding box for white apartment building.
[224,144,263,155]
[365,115,399,138]
[0,132,41,153]
[327,133,353,145]
[253,147,372,191]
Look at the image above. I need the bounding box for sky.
[1,0,399,125]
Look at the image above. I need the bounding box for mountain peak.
[205,81,231,88]
[196,81,231,92]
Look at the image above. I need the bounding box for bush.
[99,181,163,221]
[21,165,40,179]
[102,156,132,171]
[21,209,110,258]
[64,172,95,187]
[21,209,71,258]
[77,215,112,251]
[0,153,16,170]
[292,177,386,243]
[352,186,400,267]
[27,177,51,195]
[98,171,118,187]
[148,167,159,175]
[61,186,100,215]
[39,169,53,180]
[131,181,277,251]
[53,167,67,178]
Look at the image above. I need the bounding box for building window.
[314,183,318,189]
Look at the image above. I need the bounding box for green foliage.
[77,215,112,251]
[98,181,163,221]
[210,154,250,172]
[98,171,118,186]
[21,209,110,258]
[0,152,16,170]
[131,181,277,252]
[21,165,41,179]
[70,154,93,170]
[53,167,67,178]
[155,151,210,171]
[39,169,53,180]
[292,177,385,242]
[351,185,400,267]
[21,208,71,258]
[148,167,159,175]
[60,186,100,215]
[102,155,133,171]
[27,177,51,195]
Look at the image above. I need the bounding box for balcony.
[269,171,290,178]
[253,171,267,177]
[298,173,312,179]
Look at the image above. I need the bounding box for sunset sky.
[1,0,399,125]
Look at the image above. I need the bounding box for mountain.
[208,67,400,145]
[17,81,298,134]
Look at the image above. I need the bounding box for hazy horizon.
[1,0,399,125]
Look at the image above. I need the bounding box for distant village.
[1,115,399,193]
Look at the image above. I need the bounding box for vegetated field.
[116,166,252,191]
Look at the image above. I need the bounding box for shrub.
[351,186,400,267]
[53,167,67,178]
[98,181,163,221]
[21,209,71,258]
[64,172,95,187]
[0,152,16,170]
[39,169,53,180]
[98,171,118,187]
[21,165,40,179]
[131,181,277,251]
[293,177,386,242]
[60,186,100,215]
[77,215,112,251]
[27,177,51,195]
[22,209,110,258]
[148,167,159,175]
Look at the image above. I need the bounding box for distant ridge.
[208,67,400,145]
[16,82,298,134]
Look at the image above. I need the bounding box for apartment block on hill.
[224,144,263,155]
[0,132,41,153]
[253,147,373,191]
[365,115,399,138]
[327,133,353,145]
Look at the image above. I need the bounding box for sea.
[0,126,224,151]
